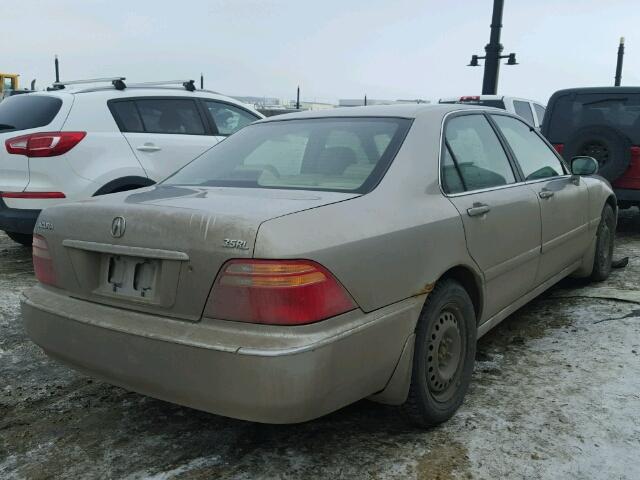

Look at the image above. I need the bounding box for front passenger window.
[444,114,516,191]
[492,115,565,180]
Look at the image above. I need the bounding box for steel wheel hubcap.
[426,310,462,399]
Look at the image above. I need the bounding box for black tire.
[563,126,631,182]
[402,279,476,427]
[5,231,32,247]
[591,204,616,282]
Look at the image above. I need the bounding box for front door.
[442,113,542,319]
[490,114,590,284]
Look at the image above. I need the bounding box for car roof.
[25,87,262,116]
[439,95,544,104]
[550,86,640,97]
[257,103,492,123]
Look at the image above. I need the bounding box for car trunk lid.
[39,185,357,320]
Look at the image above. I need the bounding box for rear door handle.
[467,203,491,217]
[539,189,554,199]
[136,143,161,153]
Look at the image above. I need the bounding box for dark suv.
[542,87,640,208]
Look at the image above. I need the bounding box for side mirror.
[571,156,598,176]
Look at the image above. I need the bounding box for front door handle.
[467,203,491,217]
[539,189,554,199]
[136,143,161,153]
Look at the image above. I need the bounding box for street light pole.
[482,0,504,95]
[615,37,625,87]
[468,0,517,94]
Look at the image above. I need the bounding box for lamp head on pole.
[468,55,480,67]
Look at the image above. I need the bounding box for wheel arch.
[93,176,156,196]
[438,265,483,323]
[605,194,617,216]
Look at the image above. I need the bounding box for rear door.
[109,97,219,181]
[442,112,541,319]
[491,114,590,284]
[0,94,70,192]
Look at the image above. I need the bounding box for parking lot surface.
[1,213,639,480]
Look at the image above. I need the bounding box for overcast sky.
[5,0,640,104]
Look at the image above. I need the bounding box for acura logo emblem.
[111,216,126,238]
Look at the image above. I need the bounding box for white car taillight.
[6,131,86,157]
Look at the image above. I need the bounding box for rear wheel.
[590,204,615,281]
[5,231,32,247]
[402,279,476,427]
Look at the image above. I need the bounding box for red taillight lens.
[0,191,66,199]
[553,143,565,155]
[6,131,86,157]
[32,234,57,286]
[613,146,640,189]
[205,259,356,325]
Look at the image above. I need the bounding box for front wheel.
[590,204,615,281]
[5,231,33,247]
[402,279,476,427]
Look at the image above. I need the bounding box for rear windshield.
[164,117,412,193]
[547,93,640,143]
[0,95,62,132]
[440,99,506,109]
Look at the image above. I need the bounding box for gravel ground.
[1,212,639,480]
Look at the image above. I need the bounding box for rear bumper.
[21,285,421,424]
[614,187,640,204]
[0,198,39,234]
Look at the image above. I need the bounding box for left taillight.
[6,131,86,157]
[204,259,357,325]
[33,234,57,286]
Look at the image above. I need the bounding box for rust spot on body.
[415,282,435,296]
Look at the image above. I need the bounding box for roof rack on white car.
[49,77,127,91]
[48,78,197,92]
[125,80,197,92]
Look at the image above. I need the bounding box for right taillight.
[6,131,86,157]
[204,259,356,325]
[552,143,565,155]
[33,234,57,286]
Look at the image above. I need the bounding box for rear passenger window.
[444,114,516,191]
[136,99,206,135]
[110,101,144,132]
[513,100,535,125]
[441,147,465,194]
[204,101,258,136]
[492,115,565,180]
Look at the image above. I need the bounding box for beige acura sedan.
[21,104,615,426]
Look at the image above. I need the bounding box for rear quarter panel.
[254,112,481,313]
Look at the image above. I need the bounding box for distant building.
[231,96,282,109]
[295,101,335,111]
[338,98,430,107]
